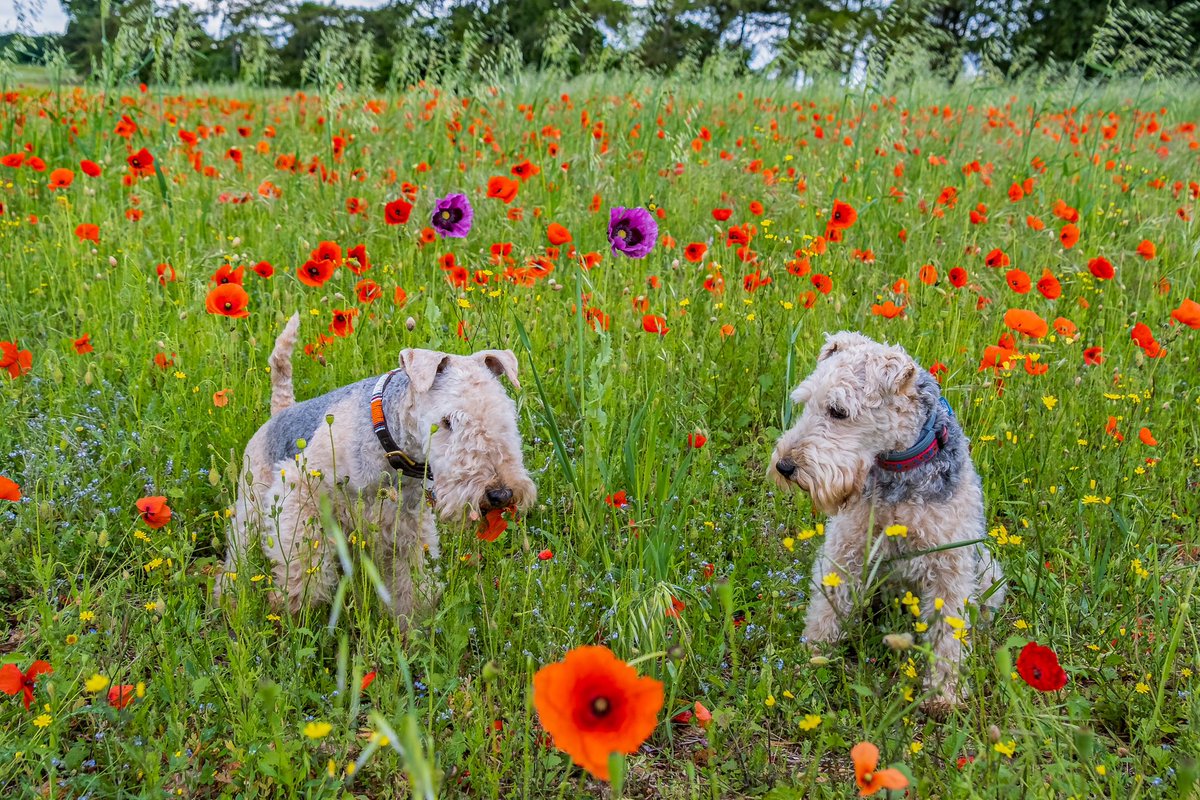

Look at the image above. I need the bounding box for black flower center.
[1032,667,1042,681]
[591,696,611,717]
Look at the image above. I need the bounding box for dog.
[769,331,1004,711]
[215,313,537,623]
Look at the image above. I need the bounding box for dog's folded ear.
[476,350,520,390]
[400,349,450,394]
[876,350,918,396]
[819,330,872,361]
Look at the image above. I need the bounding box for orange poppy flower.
[1004,309,1049,338]
[1059,224,1080,249]
[49,168,74,189]
[948,267,968,288]
[73,334,93,354]
[871,300,905,319]
[205,284,250,318]
[1138,427,1158,446]
[1106,416,1124,441]
[984,248,1009,268]
[1170,298,1200,328]
[1026,214,1045,231]
[210,264,244,286]
[532,645,664,781]
[80,159,101,177]
[477,506,514,542]
[812,274,832,294]
[213,389,230,407]
[1052,317,1077,337]
[329,308,358,338]
[1037,269,1061,299]
[486,175,519,203]
[1136,240,1156,260]
[918,264,937,285]
[75,223,100,243]
[107,684,135,709]
[547,223,572,245]
[850,742,908,797]
[0,475,21,502]
[136,496,171,529]
[1005,269,1031,294]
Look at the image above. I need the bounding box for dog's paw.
[920,695,956,720]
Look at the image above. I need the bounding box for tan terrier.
[216,313,537,623]
[770,332,1004,711]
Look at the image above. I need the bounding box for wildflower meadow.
[1,54,1199,799]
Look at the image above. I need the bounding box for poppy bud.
[809,655,831,666]
[988,725,1001,743]
[232,236,242,247]
[109,256,118,267]
[405,317,416,331]
[667,645,686,663]
[482,660,501,683]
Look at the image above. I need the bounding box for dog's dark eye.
[828,405,848,420]
[439,417,452,432]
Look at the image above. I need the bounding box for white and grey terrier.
[216,313,537,622]
[770,331,1004,710]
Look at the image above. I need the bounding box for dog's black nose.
[486,487,513,508]
[775,459,797,478]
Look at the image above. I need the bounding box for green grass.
[0,70,1198,798]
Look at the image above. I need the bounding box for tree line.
[3,0,1199,87]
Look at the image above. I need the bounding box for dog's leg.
[916,546,977,710]
[975,544,1006,614]
[263,480,339,613]
[803,515,861,644]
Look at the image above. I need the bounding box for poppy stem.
[624,650,668,668]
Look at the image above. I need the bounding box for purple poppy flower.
[608,206,658,258]
[431,193,473,238]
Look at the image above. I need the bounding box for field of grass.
[0,70,1198,798]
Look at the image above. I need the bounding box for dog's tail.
[269,312,301,415]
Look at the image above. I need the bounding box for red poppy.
[605,491,629,508]
[346,244,370,275]
[329,308,358,337]
[107,684,135,709]
[918,264,937,285]
[75,223,100,242]
[532,646,664,781]
[511,160,540,181]
[811,274,832,294]
[1052,317,1077,337]
[0,475,20,502]
[948,267,968,288]
[850,742,908,796]
[684,242,707,263]
[712,208,732,221]
[829,200,857,230]
[1171,298,1200,328]
[73,334,93,354]
[356,279,382,303]
[1004,309,1049,338]
[1026,215,1045,231]
[80,159,101,177]
[298,259,335,288]
[1083,346,1104,365]
[127,147,154,171]
[48,168,74,189]
[1036,269,1061,300]
[477,505,515,543]
[136,495,172,529]
[210,264,244,286]
[1052,198,1079,222]
[205,284,250,318]
[1015,641,1067,692]
[384,198,413,225]
[642,314,669,335]
[1139,427,1158,446]
[156,263,177,284]
[0,660,53,709]
[687,433,707,449]
[547,223,572,245]
[0,153,24,168]
[1136,240,1156,260]
[1005,269,1031,294]
[252,261,274,279]
[361,671,377,691]
[871,301,905,319]
[0,341,32,379]
[1059,224,1080,249]
[1088,256,1114,280]
[486,175,519,203]
[984,248,1009,268]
